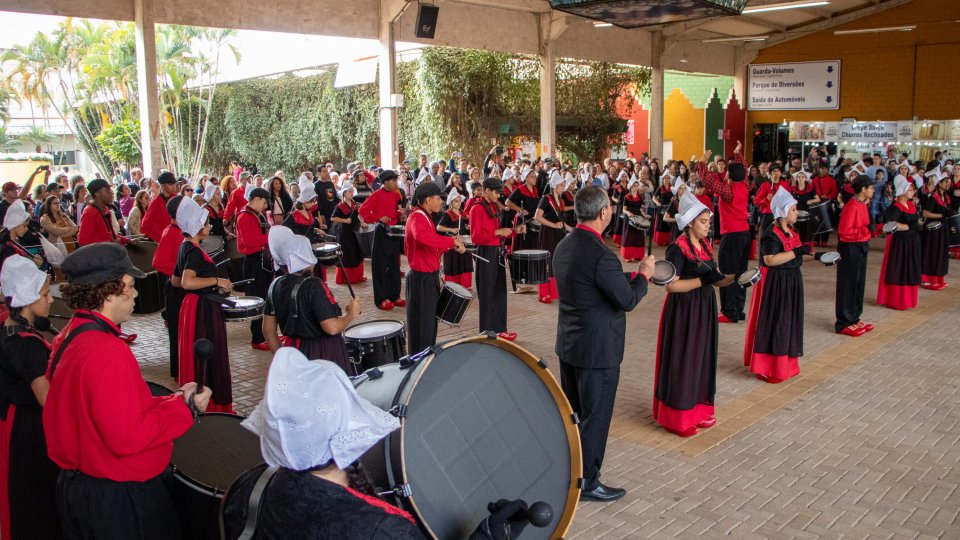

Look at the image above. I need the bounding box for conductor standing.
[553,186,655,503]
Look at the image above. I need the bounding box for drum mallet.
[486,500,553,528]
[336,258,356,299]
[190,338,214,420]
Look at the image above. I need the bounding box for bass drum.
[353,336,581,540]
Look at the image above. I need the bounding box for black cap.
[87,178,110,195]
[413,181,443,205]
[46,182,61,192]
[157,171,177,185]
[378,169,399,183]
[482,177,503,191]
[166,195,184,219]
[61,243,147,286]
[247,187,270,201]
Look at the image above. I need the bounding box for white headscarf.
[564,171,575,188]
[893,174,912,197]
[445,189,463,207]
[627,175,640,191]
[0,255,46,308]
[244,183,257,201]
[242,348,400,470]
[616,169,629,183]
[338,180,355,200]
[203,183,221,203]
[676,191,709,230]
[298,176,317,203]
[771,185,798,219]
[268,225,316,273]
[176,197,208,237]
[2,200,28,230]
[548,170,565,190]
[502,168,516,182]
[671,179,688,196]
[519,166,535,184]
[795,169,810,182]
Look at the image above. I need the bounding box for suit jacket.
[553,227,648,369]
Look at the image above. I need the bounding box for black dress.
[333,202,364,273]
[560,191,577,228]
[438,210,473,283]
[609,184,626,238]
[282,210,321,243]
[203,203,226,237]
[878,201,921,310]
[620,194,646,256]
[921,192,950,283]
[265,273,352,374]
[793,186,815,245]
[0,327,61,540]
[507,185,540,251]
[665,200,681,241]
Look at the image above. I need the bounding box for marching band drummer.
[620,175,649,262]
[139,171,178,243]
[920,171,953,290]
[0,256,61,539]
[791,169,819,250]
[331,181,367,285]
[753,164,790,235]
[0,200,42,272]
[652,175,673,247]
[174,197,235,414]
[835,175,875,337]
[470,178,520,342]
[877,175,921,311]
[152,196,185,377]
[358,170,404,311]
[505,165,541,253]
[743,187,812,385]
[282,176,328,281]
[533,171,570,304]
[662,179,687,242]
[404,182,465,356]
[262,227,361,373]
[202,183,226,237]
[43,243,211,538]
[237,187,275,351]
[653,193,734,438]
[77,178,131,247]
[437,189,474,289]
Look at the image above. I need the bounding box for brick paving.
[125,236,960,538]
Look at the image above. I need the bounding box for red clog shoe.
[666,426,699,437]
[538,296,553,304]
[856,321,875,332]
[119,332,137,344]
[393,298,407,307]
[718,314,733,324]
[497,331,517,341]
[839,325,865,337]
[697,417,717,429]
[251,342,270,351]
[378,300,395,311]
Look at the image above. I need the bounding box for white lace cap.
[242,348,400,470]
[772,185,798,219]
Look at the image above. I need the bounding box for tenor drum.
[808,201,834,234]
[385,224,406,238]
[352,336,580,540]
[436,282,473,326]
[312,242,342,265]
[125,241,163,315]
[738,267,762,288]
[343,320,406,373]
[220,296,265,322]
[628,215,651,230]
[170,413,263,540]
[509,249,549,285]
[200,236,227,268]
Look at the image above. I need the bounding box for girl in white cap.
[877,175,921,310]
[533,171,570,303]
[652,175,674,247]
[437,189,473,289]
[620,175,650,262]
[0,255,61,538]
[331,182,366,285]
[919,172,953,290]
[609,170,629,246]
[505,165,541,253]
[0,200,43,274]
[282,177,327,281]
[661,179,688,244]
[201,183,226,237]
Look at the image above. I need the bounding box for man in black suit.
[553,186,655,503]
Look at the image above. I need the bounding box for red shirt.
[140,194,171,242]
[838,198,871,243]
[153,223,183,276]
[358,188,401,225]
[43,310,194,482]
[404,208,455,272]
[754,181,790,215]
[696,154,749,234]
[78,204,127,246]
[813,175,838,200]
[224,185,248,222]
[695,193,713,208]
[236,207,268,255]
[469,201,512,246]
[463,196,483,215]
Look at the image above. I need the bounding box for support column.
[378,0,400,170]
[539,13,556,159]
[649,30,665,160]
[134,0,162,176]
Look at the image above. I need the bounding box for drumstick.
[337,257,356,299]
[193,339,214,395]
[469,252,491,263]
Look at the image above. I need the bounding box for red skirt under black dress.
[178,292,234,414]
[537,225,564,300]
[620,217,646,260]
[920,218,950,286]
[877,203,921,310]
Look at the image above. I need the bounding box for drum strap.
[48,321,105,381]
[222,465,280,540]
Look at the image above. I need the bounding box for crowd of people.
[0,139,955,537]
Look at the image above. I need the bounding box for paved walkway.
[126,236,960,539]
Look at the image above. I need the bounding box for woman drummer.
[283,177,328,281]
[173,197,235,413]
[0,256,61,539]
[533,171,570,304]
[331,182,366,285]
[202,183,226,237]
[877,175,922,310]
[262,227,360,372]
[609,170,629,245]
[437,190,474,289]
[560,172,578,229]
[791,169,819,249]
[743,188,812,384]
[620,175,649,262]
[661,179,687,243]
[920,171,953,290]
[0,200,43,273]
[652,176,674,247]
[653,192,733,437]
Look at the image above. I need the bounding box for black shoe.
[579,483,626,502]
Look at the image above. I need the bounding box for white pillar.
[378,0,399,170]
[649,31,665,160]
[539,13,556,160]
[134,0,162,176]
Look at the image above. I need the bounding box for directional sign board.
[747,60,840,111]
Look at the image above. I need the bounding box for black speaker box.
[415,4,439,39]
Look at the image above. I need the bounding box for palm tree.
[0,127,19,153]
[19,125,56,153]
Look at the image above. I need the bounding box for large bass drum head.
[356,337,580,540]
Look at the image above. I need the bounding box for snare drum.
[311,242,341,265]
[738,267,762,288]
[220,296,265,322]
[881,221,899,234]
[796,210,811,222]
[436,282,473,326]
[818,251,841,266]
[525,220,543,234]
[385,224,406,237]
[509,249,549,285]
[650,260,676,286]
[925,220,943,231]
[628,215,652,230]
[125,241,164,315]
[200,235,226,263]
[808,201,834,234]
[343,320,406,372]
[461,240,477,253]
[170,413,263,540]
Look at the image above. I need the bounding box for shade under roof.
[548,0,748,28]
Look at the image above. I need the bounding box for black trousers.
[57,469,181,540]
[476,245,507,333]
[835,241,869,332]
[164,277,184,378]
[559,362,620,492]
[243,252,273,344]
[372,226,402,305]
[717,230,751,321]
[406,270,440,357]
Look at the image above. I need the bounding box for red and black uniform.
[500,183,516,229]
[744,224,805,382]
[813,173,838,245]
[282,210,327,282]
[438,209,472,288]
[203,203,226,237]
[153,223,184,377]
[609,183,626,245]
[536,194,565,301]
[792,183,816,247]
[470,200,513,334]
[561,190,577,228]
[462,195,483,216]
[507,183,540,252]
[652,186,673,247]
[140,193,171,243]
[620,193,646,261]
[224,185,247,224]
[44,310,193,538]
[236,205,273,344]
[878,201,921,310]
[333,200,365,285]
[77,203,128,246]
[753,180,790,235]
[921,191,951,287]
[176,240,233,413]
[0,325,60,539]
[653,235,719,434]
[359,188,403,306]
[835,198,871,333]
[265,271,350,373]
[404,208,456,356]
